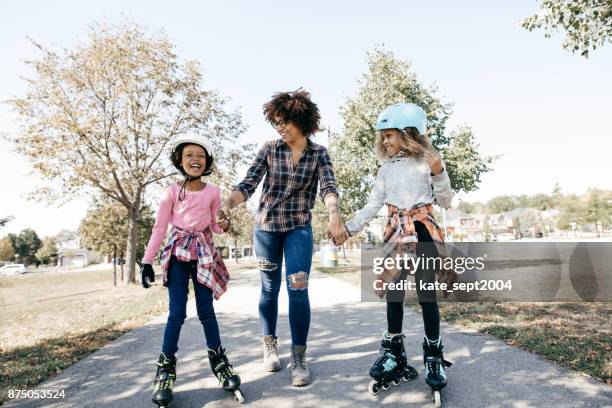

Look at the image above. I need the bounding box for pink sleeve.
[142,186,175,264]
[211,187,224,234]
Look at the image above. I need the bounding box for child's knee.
[288,271,309,290]
[168,309,187,323]
[197,305,216,322]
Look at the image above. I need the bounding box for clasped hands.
[327,214,349,246]
[216,207,231,232]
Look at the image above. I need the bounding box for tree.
[443,126,495,193]
[311,200,331,244]
[527,193,555,211]
[483,215,493,242]
[6,234,18,254]
[584,188,612,235]
[556,194,585,230]
[457,200,477,214]
[330,47,494,217]
[518,208,542,237]
[522,0,612,57]
[9,21,246,283]
[35,237,58,265]
[0,216,13,229]
[486,196,520,214]
[224,205,255,263]
[14,229,42,265]
[0,238,15,261]
[79,198,154,283]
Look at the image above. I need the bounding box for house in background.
[55,230,103,267]
[343,205,563,245]
[444,209,487,241]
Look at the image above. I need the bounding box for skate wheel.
[382,382,390,390]
[403,367,418,381]
[368,380,381,396]
[392,377,401,386]
[433,390,441,408]
[234,389,245,404]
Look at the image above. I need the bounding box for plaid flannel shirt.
[381,203,446,260]
[235,138,338,232]
[160,225,229,300]
[374,203,448,297]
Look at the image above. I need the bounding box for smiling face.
[379,129,405,157]
[181,144,207,177]
[273,116,305,144]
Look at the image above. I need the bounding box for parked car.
[0,263,28,275]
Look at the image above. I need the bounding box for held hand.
[328,230,349,246]
[216,207,231,231]
[327,216,349,246]
[140,264,155,289]
[220,218,231,232]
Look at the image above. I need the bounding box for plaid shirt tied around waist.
[160,226,229,300]
[382,203,446,258]
[375,203,448,294]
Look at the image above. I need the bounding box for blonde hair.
[375,127,433,159]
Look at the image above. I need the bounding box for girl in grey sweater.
[344,103,454,405]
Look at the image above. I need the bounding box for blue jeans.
[254,225,313,346]
[162,256,221,357]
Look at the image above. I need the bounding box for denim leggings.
[162,256,221,357]
[254,225,313,346]
[386,221,441,340]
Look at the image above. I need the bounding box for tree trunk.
[112,244,117,287]
[120,250,125,282]
[234,238,239,264]
[126,204,141,284]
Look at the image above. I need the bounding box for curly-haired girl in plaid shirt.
[140,135,244,405]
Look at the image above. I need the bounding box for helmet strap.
[178,175,200,201]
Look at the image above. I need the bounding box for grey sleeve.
[345,166,386,234]
[431,160,453,209]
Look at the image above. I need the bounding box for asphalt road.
[4,267,611,408]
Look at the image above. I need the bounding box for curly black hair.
[263,89,321,136]
[170,143,214,177]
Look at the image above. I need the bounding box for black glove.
[140,263,155,289]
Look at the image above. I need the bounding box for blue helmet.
[375,103,427,135]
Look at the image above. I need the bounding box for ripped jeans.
[254,225,313,347]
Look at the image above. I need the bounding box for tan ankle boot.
[290,345,311,386]
[263,335,281,372]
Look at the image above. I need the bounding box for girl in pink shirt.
[140,135,244,405]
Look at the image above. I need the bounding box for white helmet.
[170,134,214,158]
[170,134,214,177]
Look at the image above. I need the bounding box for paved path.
[5,268,611,407]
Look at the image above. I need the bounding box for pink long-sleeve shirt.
[143,182,224,264]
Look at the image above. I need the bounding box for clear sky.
[1,0,611,237]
